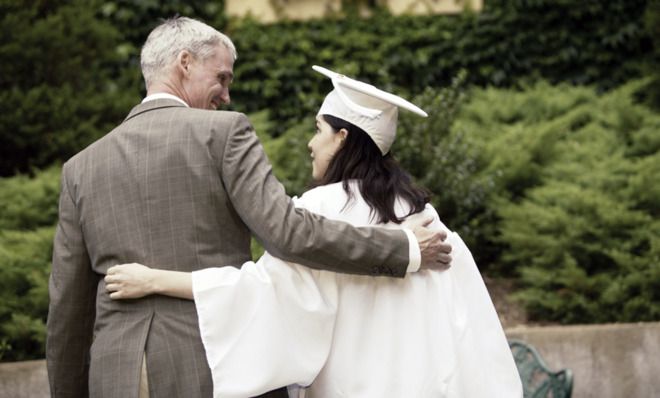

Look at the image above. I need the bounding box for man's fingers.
[427,254,452,270]
[419,215,434,227]
[437,229,448,241]
[438,239,451,254]
[406,214,434,229]
[437,253,452,266]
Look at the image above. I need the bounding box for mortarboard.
[313,65,427,155]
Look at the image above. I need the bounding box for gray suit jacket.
[46,99,411,397]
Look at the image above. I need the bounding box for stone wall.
[0,359,49,398]
[1,322,659,398]
[506,322,660,398]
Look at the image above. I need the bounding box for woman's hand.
[105,263,156,299]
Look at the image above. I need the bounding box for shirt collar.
[142,93,189,107]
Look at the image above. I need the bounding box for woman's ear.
[338,128,349,142]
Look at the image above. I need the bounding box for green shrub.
[395,72,497,263]
[0,0,138,176]
[0,166,61,230]
[642,0,660,109]
[0,167,61,360]
[457,80,660,323]
[1,1,652,175]
[252,110,313,197]
[0,227,54,361]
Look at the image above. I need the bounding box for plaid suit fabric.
[47,99,410,397]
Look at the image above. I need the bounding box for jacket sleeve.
[46,164,98,398]
[219,113,410,277]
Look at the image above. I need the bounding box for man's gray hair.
[140,17,237,87]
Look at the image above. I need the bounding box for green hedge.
[642,0,660,108]
[226,0,652,134]
[0,167,60,360]
[1,0,653,175]
[456,79,660,323]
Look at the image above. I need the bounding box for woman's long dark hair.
[314,114,430,224]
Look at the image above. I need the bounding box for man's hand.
[408,215,452,271]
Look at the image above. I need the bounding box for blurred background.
[0,0,658,369]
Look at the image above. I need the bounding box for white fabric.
[141,93,189,107]
[192,182,522,398]
[312,66,427,117]
[314,65,427,155]
[403,228,421,272]
[318,89,397,155]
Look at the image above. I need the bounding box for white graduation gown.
[192,182,522,398]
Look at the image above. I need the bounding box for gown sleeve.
[420,205,522,397]
[191,194,339,398]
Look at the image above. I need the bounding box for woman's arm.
[105,263,193,300]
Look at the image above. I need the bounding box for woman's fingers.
[105,270,124,298]
[104,263,153,300]
[105,281,119,291]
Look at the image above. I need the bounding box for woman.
[105,66,522,398]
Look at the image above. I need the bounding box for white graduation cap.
[313,65,427,155]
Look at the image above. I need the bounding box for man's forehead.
[209,55,234,76]
[217,44,236,60]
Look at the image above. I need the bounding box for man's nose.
[220,88,230,105]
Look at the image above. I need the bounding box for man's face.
[182,46,234,110]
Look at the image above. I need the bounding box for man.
[46,17,451,398]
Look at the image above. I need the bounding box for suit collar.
[124,99,187,122]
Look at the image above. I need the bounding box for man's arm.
[216,113,449,277]
[47,165,97,398]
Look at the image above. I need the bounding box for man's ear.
[177,50,193,76]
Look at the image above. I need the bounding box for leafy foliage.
[0,166,60,360]
[457,80,660,323]
[252,110,312,197]
[0,228,54,361]
[96,0,230,99]
[0,166,60,230]
[0,0,138,176]
[395,71,497,262]
[226,0,652,135]
[1,0,652,174]
[641,0,660,109]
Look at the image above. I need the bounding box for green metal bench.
[509,340,574,398]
